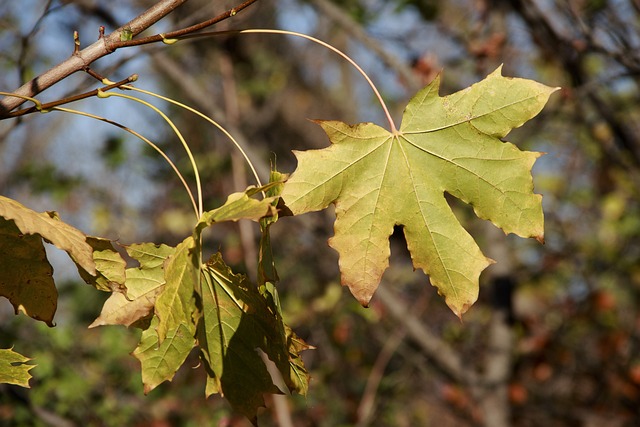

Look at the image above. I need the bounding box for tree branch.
[4,75,138,118]
[0,0,259,117]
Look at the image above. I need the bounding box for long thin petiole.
[53,106,199,218]
[0,91,200,218]
[97,89,204,217]
[175,29,398,133]
[121,84,263,188]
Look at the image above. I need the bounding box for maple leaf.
[282,67,558,317]
[89,243,175,329]
[197,252,310,421]
[132,315,195,394]
[0,195,95,275]
[76,237,127,293]
[0,348,35,388]
[154,236,198,344]
[0,217,57,326]
[194,186,277,238]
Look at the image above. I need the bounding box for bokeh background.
[1,1,639,426]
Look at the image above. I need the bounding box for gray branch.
[0,0,189,116]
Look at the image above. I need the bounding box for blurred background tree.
[1,0,639,426]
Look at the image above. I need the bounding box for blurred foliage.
[1,0,640,426]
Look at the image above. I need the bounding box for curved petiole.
[175,29,398,133]
[97,89,204,217]
[120,84,263,188]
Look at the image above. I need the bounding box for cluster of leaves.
[0,176,310,422]
[0,66,556,421]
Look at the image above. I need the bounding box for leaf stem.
[0,91,201,218]
[178,29,398,133]
[4,75,138,119]
[97,89,204,217]
[121,85,263,188]
[51,106,200,219]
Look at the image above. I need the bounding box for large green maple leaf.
[282,67,558,317]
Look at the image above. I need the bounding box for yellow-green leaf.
[89,243,175,329]
[154,236,197,344]
[132,316,194,394]
[194,186,277,238]
[76,237,126,292]
[0,348,35,388]
[0,195,95,274]
[282,67,558,317]
[197,254,309,420]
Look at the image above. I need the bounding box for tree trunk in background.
[475,224,516,427]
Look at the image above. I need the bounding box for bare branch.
[5,75,138,119]
[110,0,260,49]
[0,0,260,117]
[0,0,187,116]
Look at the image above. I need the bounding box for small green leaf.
[132,316,194,394]
[90,243,175,329]
[0,217,57,326]
[126,242,176,269]
[120,27,133,42]
[197,254,310,419]
[76,237,126,292]
[154,236,198,344]
[194,186,277,238]
[0,348,35,388]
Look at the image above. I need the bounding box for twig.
[4,75,137,118]
[109,0,260,49]
[0,0,259,116]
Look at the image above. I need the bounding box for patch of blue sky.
[3,1,172,237]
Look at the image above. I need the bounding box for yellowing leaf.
[0,218,57,326]
[154,236,198,344]
[89,243,175,329]
[194,187,277,238]
[132,316,194,394]
[197,254,309,420]
[0,348,35,388]
[88,269,162,329]
[76,237,127,292]
[282,67,558,317]
[0,195,95,275]
[126,242,176,269]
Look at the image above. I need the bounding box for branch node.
[96,89,110,99]
[230,8,237,16]
[160,33,179,45]
[99,26,105,39]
